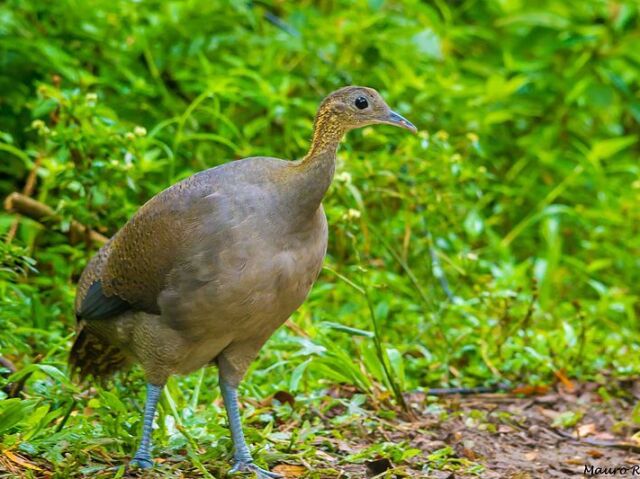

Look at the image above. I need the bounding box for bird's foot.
[130,453,154,469]
[228,460,282,478]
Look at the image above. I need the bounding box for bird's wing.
[75,171,219,321]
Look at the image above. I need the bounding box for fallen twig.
[4,192,108,245]
[552,428,640,454]
[6,155,42,244]
[425,384,511,396]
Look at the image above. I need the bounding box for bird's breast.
[161,205,328,342]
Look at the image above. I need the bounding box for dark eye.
[355,96,368,110]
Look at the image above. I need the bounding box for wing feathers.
[77,281,132,321]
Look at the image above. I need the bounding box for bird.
[69,86,416,478]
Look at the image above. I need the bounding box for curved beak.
[379,110,418,134]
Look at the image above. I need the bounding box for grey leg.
[130,382,163,469]
[219,375,281,478]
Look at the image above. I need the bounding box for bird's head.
[316,86,417,134]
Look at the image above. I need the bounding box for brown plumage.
[69,86,416,475]
[69,326,130,381]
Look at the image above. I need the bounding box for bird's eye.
[355,96,368,110]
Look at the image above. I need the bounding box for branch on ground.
[4,192,108,245]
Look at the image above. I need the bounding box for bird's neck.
[288,112,345,218]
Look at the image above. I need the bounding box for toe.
[249,463,282,479]
[257,468,282,479]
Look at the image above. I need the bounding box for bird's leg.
[219,375,282,479]
[130,382,163,469]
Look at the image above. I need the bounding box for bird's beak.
[380,110,418,134]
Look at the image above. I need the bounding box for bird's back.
[76,158,288,317]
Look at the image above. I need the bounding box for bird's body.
[75,157,328,385]
[69,86,416,477]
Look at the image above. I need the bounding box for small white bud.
[336,172,352,183]
[134,126,147,137]
[346,208,361,220]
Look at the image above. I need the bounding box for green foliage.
[1,0,639,475]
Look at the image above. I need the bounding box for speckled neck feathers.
[306,104,347,159]
[287,103,347,219]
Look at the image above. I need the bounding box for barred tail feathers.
[69,324,130,381]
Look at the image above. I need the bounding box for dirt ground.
[362,384,640,479]
[305,382,640,478]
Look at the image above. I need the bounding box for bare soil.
[308,382,640,478]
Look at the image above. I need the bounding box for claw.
[228,461,282,478]
[130,455,154,469]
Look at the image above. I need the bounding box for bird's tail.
[68,323,130,382]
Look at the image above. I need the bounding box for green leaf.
[320,321,374,338]
[0,399,40,434]
[463,209,484,238]
[552,411,584,428]
[589,136,637,161]
[289,358,311,392]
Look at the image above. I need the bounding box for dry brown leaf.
[512,385,550,396]
[272,464,306,478]
[537,407,560,420]
[586,449,604,459]
[575,423,597,438]
[272,390,295,407]
[554,370,576,393]
[524,451,538,461]
[564,456,583,465]
[4,450,42,471]
[460,447,480,460]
